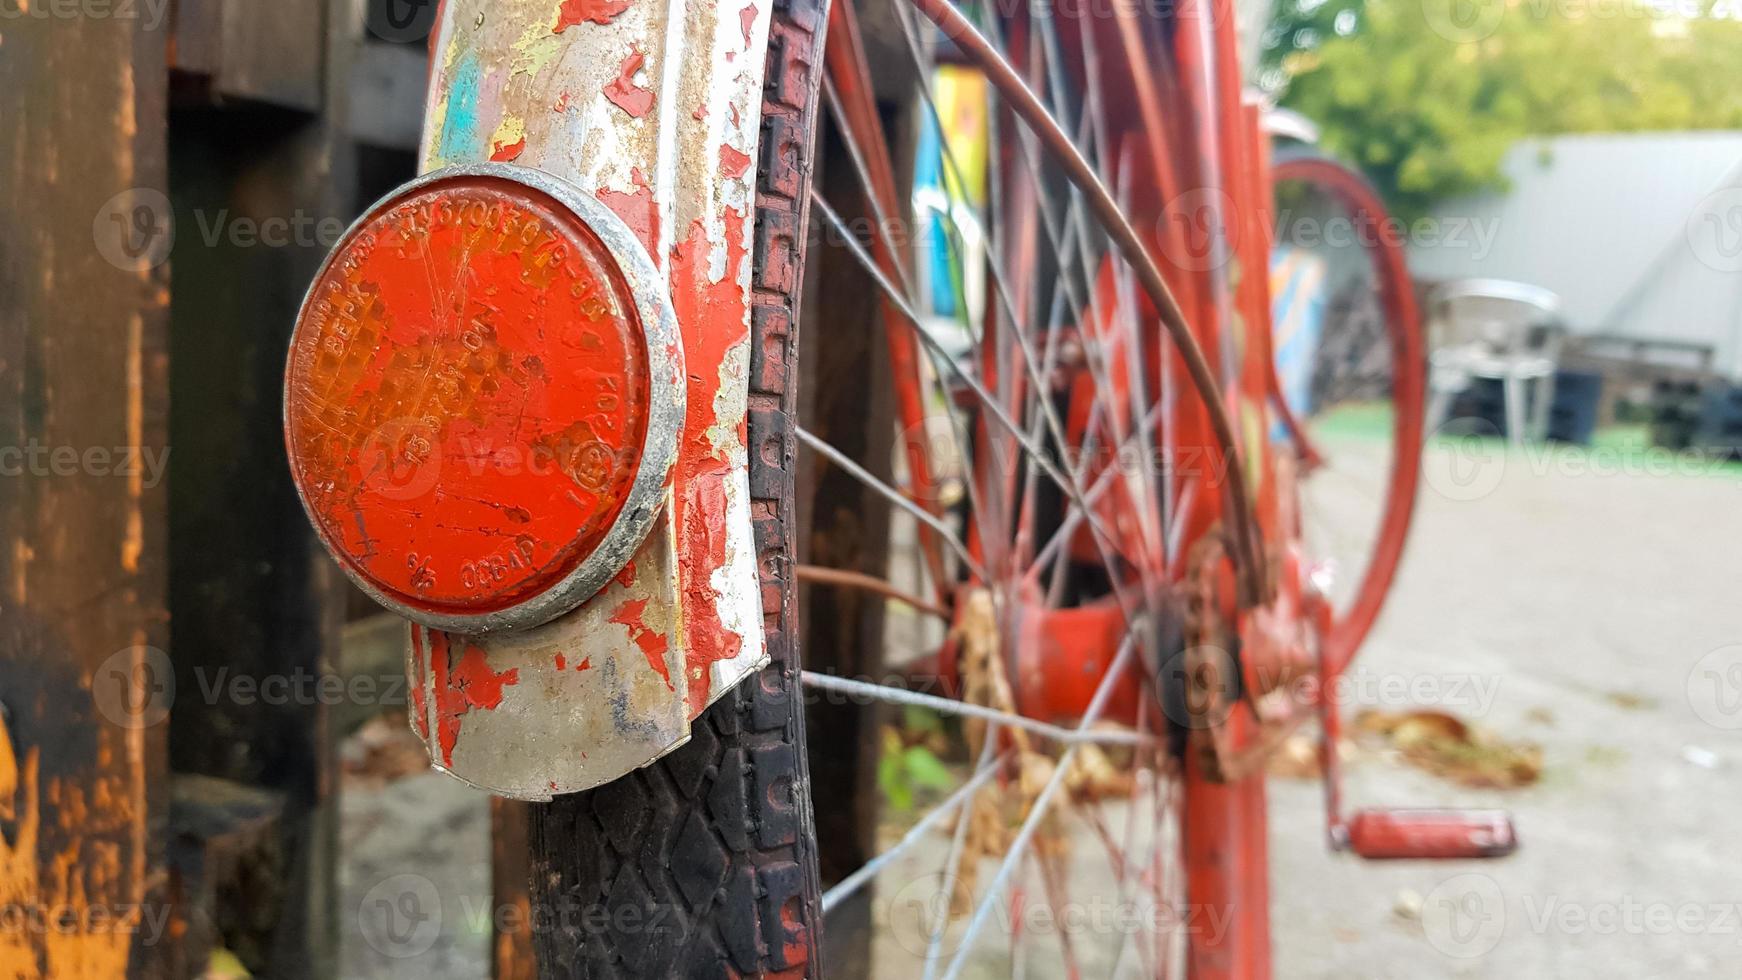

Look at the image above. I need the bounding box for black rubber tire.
[526,0,831,975]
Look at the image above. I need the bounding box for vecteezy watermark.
[359,874,445,959]
[1421,873,1742,959]
[366,0,439,42]
[1421,873,1508,958]
[1294,667,1503,715]
[329,419,640,505]
[1158,644,1241,730]
[879,872,1234,960]
[1421,0,1706,44]
[355,417,444,502]
[357,874,688,961]
[93,188,173,273]
[91,646,412,730]
[189,210,350,252]
[1419,0,1508,43]
[1273,209,1500,261]
[896,415,1247,508]
[190,667,408,711]
[1157,187,1240,274]
[0,0,170,30]
[1688,644,1742,731]
[1154,646,1503,730]
[0,900,174,946]
[1687,186,1742,274]
[1423,416,1742,504]
[1150,189,1501,273]
[95,189,351,272]
[91,646,175,730]
[1423,417,1509,503]
[0,441,169,488]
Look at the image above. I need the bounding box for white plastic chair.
[1425,279,1565,446]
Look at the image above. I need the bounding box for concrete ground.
[335,428,1742,978]
[1271,432,1742,978]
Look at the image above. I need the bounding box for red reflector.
[286,169,675,630]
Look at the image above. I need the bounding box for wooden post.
[0,6,173,977]
[491,799,537,980]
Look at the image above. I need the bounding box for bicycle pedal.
[1344,808,1517,860]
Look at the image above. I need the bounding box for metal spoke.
[894,2,1133,537]
[891,1,1159,604]
[821,74,921,303]
[923,720,1003,980]
[797,425,989,584]
[793,564,952,620]
[801,672,1153,747]
[939,633,1140,980]
[1027,396,1169,581]
[811,191,1149,595]
[902,0,1265,606]
[820,750,1011,914]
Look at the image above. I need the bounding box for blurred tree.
[1262,0,1742,217]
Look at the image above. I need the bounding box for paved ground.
[1271,433,1742,978]
[336,429,1742,978]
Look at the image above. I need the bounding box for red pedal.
[1345,809,1517,860]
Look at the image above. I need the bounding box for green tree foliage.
[1262,0,1742,217]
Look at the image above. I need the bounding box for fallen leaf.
[1268,734,1322,779]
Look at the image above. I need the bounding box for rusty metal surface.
[282,0,779,798]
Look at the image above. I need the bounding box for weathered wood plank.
[490,799,536,980]
[172,0,324,111]
[0,6,173,977]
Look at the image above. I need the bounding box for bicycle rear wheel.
[791,0,1278,976]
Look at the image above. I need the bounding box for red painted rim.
[1270,153,1427,678]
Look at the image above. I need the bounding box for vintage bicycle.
[282,0,1514,974]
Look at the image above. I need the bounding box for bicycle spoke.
[797,3,1279,974]
[889,3,1168,602]
[801,672,1152,747]
[811,191,1148,590]
[902,0,1265,606]
[821,749,1011,914]
[797,424,989,583]
[939,633,1140,980]
[924,724,1003,980]
[793,564,952,620]
[820,74,921,304]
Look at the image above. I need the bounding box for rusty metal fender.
[399,0,779,799]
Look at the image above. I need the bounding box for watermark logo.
[1688,644,1742,731]
[1273,211,1500,260]
[1158,188,1239,274]
[359,873,444,959]
[0,0,171,30]
[883,872,965,960]
[1423,416,1508,502]
[877,872,1234,960]
[0,441,170,487]
[91,646,174,730]
[1687,187,1742,274]
[93,188,173,273]
[359,417,443,502]
[1421,0,1508,42]
[91,647,416,727]
[367,0,439,42]
[1421,873,1506,958]
[1158,644,1240,729]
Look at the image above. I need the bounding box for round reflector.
[285,165,681,633]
